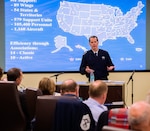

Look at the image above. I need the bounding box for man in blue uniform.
[79,35,115,81]
[54,79,96,131]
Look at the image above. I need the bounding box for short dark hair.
[89,35,99,42]
[7,68,22,81]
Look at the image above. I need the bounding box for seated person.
[54,79,96,131]
[83,80,108,125]
[128,101,150,131]
[38,77,60,96]
[6,67,30,129]
[7,67,25,91]
[60,79,80,99]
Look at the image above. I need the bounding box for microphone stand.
[50,72,64,83]
[127,71,135,104]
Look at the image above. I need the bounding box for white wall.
[7,72,150,106]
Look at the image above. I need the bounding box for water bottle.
[90,71,95,83]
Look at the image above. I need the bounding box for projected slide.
[5,0,146,72]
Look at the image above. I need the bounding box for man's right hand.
[85,66,94,74]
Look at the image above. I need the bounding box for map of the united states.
[56,1,144,46]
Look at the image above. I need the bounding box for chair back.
[108,108,129,129]
[34,95,60,131]
[0,81,26,131]
[25,87,43,121]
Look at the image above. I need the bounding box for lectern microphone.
[50,72,64,77]
[50,72,64,83]
[127,70,135,85]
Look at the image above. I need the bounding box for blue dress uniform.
[79,49,114,81]
[53,96,95,131]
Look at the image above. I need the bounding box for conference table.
[56,80,125,108]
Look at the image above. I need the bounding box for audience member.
[38,77,60,96]
[60,79,80,98]
[7,67,25,91]
[128,101,150,131]
[83,80,108,124]
[7,67,30,129]
[54,79,96,131]
[0,67,3,80]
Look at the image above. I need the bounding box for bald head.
[60,79,79,96]
[128,101,150,131]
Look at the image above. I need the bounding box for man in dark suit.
[7,67,30,130]
[80,35,115,81]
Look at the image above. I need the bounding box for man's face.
[89,37,99,51]
[16,71,23,86]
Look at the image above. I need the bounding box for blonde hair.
[38,77,56,95]
[89,80,108,98]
